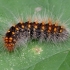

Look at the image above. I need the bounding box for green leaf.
[0,0,70,70]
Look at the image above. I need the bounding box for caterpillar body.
[4,20,69,51]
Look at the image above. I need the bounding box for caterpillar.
[4,19,69,51]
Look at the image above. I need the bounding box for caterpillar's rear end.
[4,22,23,51]
[4,27,17,51]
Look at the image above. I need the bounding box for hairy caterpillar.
[4,19,69,51]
